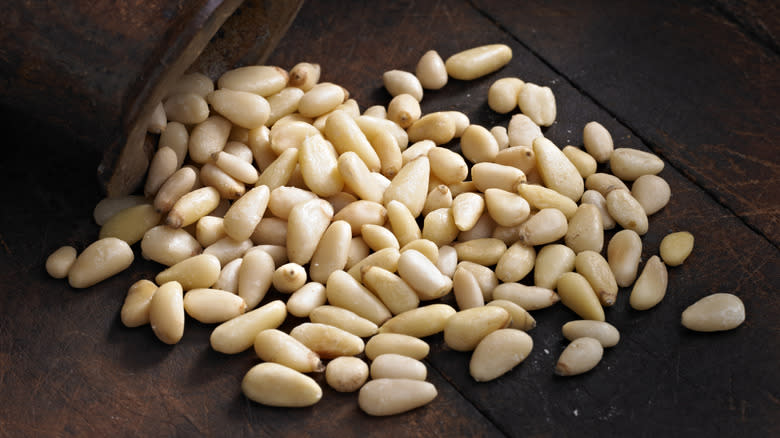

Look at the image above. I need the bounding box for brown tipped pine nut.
[286,198,334,265]
[681,293,745,332]
[120,279,157,328]
[495,146,537,174]
[533,136,583,201]
[555,337,603,376]
[183,288,246,323]
[453,266,485,310]
[629,256,668,311]
[452,192,485,232]
[585,172,629,196]
[199,163,245,200]
[325,356,369,393]
[562,145,597,178]
[370,354,427,381]
[213,257,242,293]
[144,147,179,197]
[141,225,201,267]
[582,121,614,163]
[461,124,499,164]
[242,362,322,408]
[362,266,420,315]
[154,166,198,214]
[222,185,270,242]
[397,249,453,301]
[575,250,618,307]
[46,245,77,279]
[423,185,453,217]
[610,148,664,181]
[290,322,365,359]
[518,208,568,246]
[358,378,437,416]
[210,299,287,354]
[188,115,232,164]
[378,303,456,338]
[444,306,511,352]
[565,204,604,254]
[149,281,185,344]
[516,183,578,219]
[309,305,378,338]
[562,320,620,347]
[163,93,209,125]
[286,282,327,318]
[517,83,556,126]
[580,190,617,230]
[488,77,525,114]
[98,203,161,245]
[166,186,221,228]
[254,329,324,373]
[217,65,288,96]
[487,300,536,331]
[365,333,430,360]
[445,44,512,80]
[416,49,448,90]
[484,188,531,227]
[607,229,643,287]
[298,82,347,118]
[534,244,576,290]
[289,62,321,91]
[155,253,221,290]
[495,241,535,283]
[557,272,605,321]
[272,262,307,293]
[326,270,392,325]
[383,70,423,101]
[631,174,671,216]
[659,231,694,267]
[67,238,134,289]
[207,89,270,129]
[470,328,533,382]
[492,283,560,311]
[507,114,542,148]
[406,112,457,145]
[606,189,648,235]
[387,94,422,128]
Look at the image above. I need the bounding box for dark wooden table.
[1,0,777,436]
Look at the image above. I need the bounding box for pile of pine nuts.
[46,43,745,415]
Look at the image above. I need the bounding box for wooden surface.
[0,0,777,436]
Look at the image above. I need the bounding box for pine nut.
[249,217,287,246]
[407,112,457,145]
[445,44,512,80]
[163,93,209,125]
[166,186,221,229]
[472,162,526,193]
[580,189,616,230]
[338,151,385,202]
[415,49,448,90]
[533,136,583,201]
[629,255,668,311]
[67,237,134,289]
[383,156,430,217]
[93,195,148,226]
[265,87,305,126]
[144,147,179,198]
[534,243,576,290]
[457,261,499,301]
[484,188,531,227]
[564,203,604,254]
[370,354,427,381]
[631,174,671,216]
[326,270,392,325]
[517,83,556,126]
[575,250,618,307]
[210,299,287,354]
[222,185,270,241]
[461,124,499,163]
[326,356,369,393]
[609,148,664,181]
[155,253,221,290]
[241,362,322,408]
[166,72,214,98]
[362,265,420,315]
[199,163,245,200]
[255,147,298,190]
[507,114,542,148]
[188,115,232,164]
[444,306,511,352]
[120,279,157,328]
[358,378,437,416]
[377,303,456,338]
[285,282,326,318]
[470,328,533,382]
[203,236,253,266]
[557,272,605,321]
[491,125,510,149]
[298,134,344,197]
[383,70,423,101]
[555,337,603,376]
[365,333,429,360]
[159,122,189,168]
[606,189,648,235]
[206,89,270,129]
[307,220,351,283]
[387,94,421,128]
[213,257,242,293]
[495,241,535,283]
[154,166,199,214]
[518,208,568,246]
[516,183,578,219]
[183,288,246,323]
[346,247,400,282]
[254,329,323,373]
[453,265,485,310]
[286,198,334,265]
[428,147,468,185]
[488,77,524,114]
[213,150,258,184]
[397,249,453,301]
[46,245,77,279]
[681,293,745,332]
[454,238,507,266]
[659,231,694,267]
[386,200,422,246]
[585,172,629,196]
[309,305,378,338]
[492,283,560,311]
[562,320,620,347]
[487,300,536,331]
[582,121,614,163]
[562,145,597,178]
[290,322,365,359]
[289,62,321,91]
[451,192,485,232]
[298,82,347,118]
[332,200,387,235]
[607,229,643,287]
[217,65,288,96]
[325,110,381,172]
[148,281,185,344]
[141,225,201,266]
[360,224,400,252]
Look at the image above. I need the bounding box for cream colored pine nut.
[325,110,381,172]
[562,320,620,347]
[386,200,422,247]
[491,126,510,150]
[516,184,578,219]
[248,245,288,267]
[422,185,453,217]
[265,87,305,126]
[338,151,385,203]
[362,265,420,315]
[370,354,427,381]
[492,283,560,311]
[518,208,568,246]
[309,305,379,338]
[217,65,288,96]
[555,337,603,376]
[67,237,134,289]
[346,247,400,282]
[290,322,365,359]
[204,236,253,266]
[533,136,583,201]
[483,188,531,227]
[383,156,430,217]
[416,49,448,90]
[155,253,221,290]
[580,189,616,230]
[268,120,319,155]
[166,72,214,98]
[325,356,369,393]
[163,93,209,125]
[399,239,439,265]
[213,257,242,293]
[585,172,629,196]
[681,293,745,332]
[359,378,437,416]
[488,77,524,114]
[148,281,185,344]
[377,303,456,338]
[426,148,466,185]
[141,225,201,266]
[659,231,694,267]
[452,265,485,310]
[459,211,497,242]
[120,279,157,328]
[166,186,221,228]
[406,112,457,145]
[199,163,246,200]
[470,328,533,382]
[363,105,387,118]
[557,272,605,321]
[517,82,556,126]
[255,147,298,190]
[631,174,671,216]
[438,111,468,138]
[534,243,576,290]
[267,186,317,220]
[249,217,288,247]
[46,245,77,279]
[457,261,499,301]
[93,195,148,226]
[495,146,537,174]
[356,115,409,151]
[607,229,642,287]
[610,148,664,181]
[495,241,535,283]
[308,220,352,284]
[387,94,422,128]
[564,203,604,254]
[370,127,403,179]
[298,134,344,197]
[562,145,597,178]
[575,250,618,307]
[451,192,485,232]
[326,269,392,325]
[360,224,400,251]
[286,198,333,265]
[226,132,252,152]
[210,299,287,354]
[507,114,542,148]
[487,300,536,331]
[472,162,526,193]
[206,89,270,129]
[444,306,511,352]
[454,238,507,266]
[154,166,199,214]
[144,147,179,197]
[272,262,307,293]
[491,222,525,246]
[222,185,269,242]
[606,189,648,235]
[582,121,614,163]
[248,125,276,169]
[188,115,232,164]
[326,192,358,215]
[286,282,327,318]
[298,82,347,118]
[183,288,246,323]
[159,121,189,168]
[397,249,453,301]
[236,247,275,310]
[289,62,321,91]
[332,200,387,236]
[383,70,423,101]
[420,207,459,254]
[213,151,259,184]
[253,329,324,373]
[629,255,668,311]
[98,203,161,245]
[445,44,512,80]
[461,124,500,163]
[365,333,430,360]
[242,362,322,408]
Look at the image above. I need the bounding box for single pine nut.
[326,356,369,393]
[377,303,456,338]
[365,333,430,360]
[141,225,201,266]
[308,220,352,284]
[631,174,671,216]
[399,239,439,265]
[346,247,400,282]
[286,198,334,265]
[254,329,323,373]
[200,163,246,200]
[359,378,437,416]
[534,243,576,290]
[154,166,199,214]
[163,93,209,125]
[286,282,327,318]
[332,200,387,235]
[370,128,403,179]
[272,262,307,293]
[210,299,287,354]
[445,44,512,80]
[507,114,542,148]
[606,189,648,235]
[488,77,525,114]
[415,49,448,90]
[575,250,618,307]
[580,190,616,230]
[183,288,246,323]
[516,183,578,219]
[309,305,378,338]
[144,147,179,197]
[267,186,317,220]
[472,162,526,193]
[659,231,695,267]
[268,119,318,154]
[338,151,385,203]
[518,208,568,246]
[461,124,499,163]
[213,150,258,184]
[166,186,221,228]
[402,140,435,165]
[582,121,614,163]
[397,249,453,301]
[206,89,270,129]
[452,192,485,232]
[629,255,668,311]
[217,65,288,96]
[159,122,189,168]
[356,115,409,150]
[562,145,597,178]
[203,236,252,266]
[607,229,643,287]
[265,87,305,126]
[457,261,499,301]
[213,257,242,293]
[491,125,510,149]
[470,328,533,382]
[120,279,157,328]
[237,248,275,310]
[495,241,535,283]
[386,200,422,247]
[363,105,387,118]
[387,93,421,128]
[484,188,531,227]
[166,72,214,98]
[533,136,583,201]
[562,320,620,347]
[222,185,270,242]
[97,203,161,246]
[298,82,347,118]
[371,354,427,381]
[492,283,560,311]
[249,217,287,246]
[155,253,220,290]
[610,148,664,181]
[517,83,556,126]
[326,270,392,325]
[290,322,365,359]
[557,272,605,321]
[444,306,511,352]
[67,237,134,289]
[564,203,604,254]
[452,266,485,310]
[555,337,603,376]
[428,147,468,185]
[383,156,430,217]
[289,62,321,91]
[681,293,745,332]
[361,224,400,252]
[362,265,420,315]
[255,147,298,190]
[383,70,423,101]
[241,362,322,408]
[585,172,629,196]
[406,112,457,145]
[436,245,458,278]
[454,238,507,266]
[148,281,185,344]
[298,134,343,197]
[188,115,232,164]
[45,245,78,279]
[93,195,148,226]
[487,300,536,331]
[325,110,381,171]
